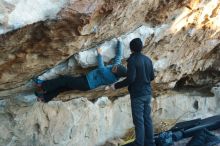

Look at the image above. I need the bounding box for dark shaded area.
[174,70,220,97]
[155,115,220,146]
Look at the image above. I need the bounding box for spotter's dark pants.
[131,95,155,146]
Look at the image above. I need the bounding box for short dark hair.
[130,38,143,52]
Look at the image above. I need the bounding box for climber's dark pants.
[131,95,155,146]
[41,75,90,102]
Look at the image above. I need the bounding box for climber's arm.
[97,48,105,68]
[113,40,123,65]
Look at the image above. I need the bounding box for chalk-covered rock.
[75,25,154,68]
[0,0,68,34]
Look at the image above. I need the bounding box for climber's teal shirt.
[86,41,123,89]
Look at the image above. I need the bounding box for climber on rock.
[34,39,127,102]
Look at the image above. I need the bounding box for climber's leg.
[41,75,90,92]
[39,75,90,102]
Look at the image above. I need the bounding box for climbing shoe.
[33,77,46,94]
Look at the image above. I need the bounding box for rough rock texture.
[0,0,220,146]
[153,85,220,132]
[0,96,133,146]
[1,86,219,146]
[0,0,158,91]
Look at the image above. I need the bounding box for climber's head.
[130,38,143,53]
[112,64,127,78]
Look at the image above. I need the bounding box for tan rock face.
[0,0,219,95]
[0,0,220,145]
[0,0,158,91]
